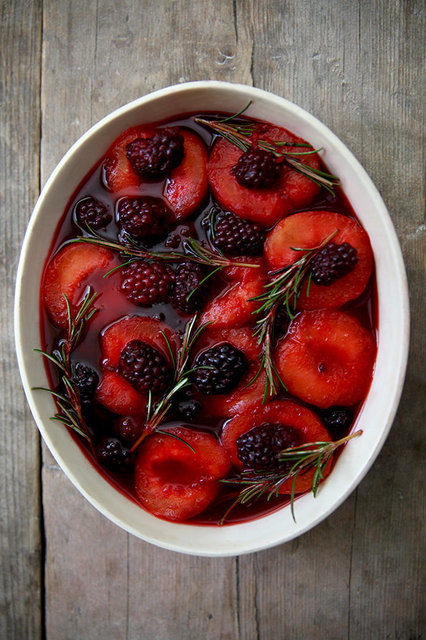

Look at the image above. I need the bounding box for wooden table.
[1,1,424,638]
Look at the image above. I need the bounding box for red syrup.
[39,110,378,526]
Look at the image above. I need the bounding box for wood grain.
[1,0,424,638]
[0,1,43,638]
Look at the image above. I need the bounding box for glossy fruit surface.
[116,196,171,241]
[265,211,373,309]
[164,129,208,219]
[135,427,231,521]
[275,310,376,408]
[221,400,332,493]
[200,260,266,328]
[104,126,208,220]
[96,371,148,416]
[207,125,321,225]
[43,243,115,328]
[120,260,173,306]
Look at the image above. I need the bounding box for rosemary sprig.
[182,237,259,270]
[249,230,338,400]
[220,430,363,524]
[33,289,98,455]
[194,103,340,194]
[68,229,258,308]
[67,230,175,262]
[67,229,259,271]
[129,315,210,452]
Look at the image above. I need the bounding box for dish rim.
[14,81,410,556]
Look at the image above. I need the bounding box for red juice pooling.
[39,109,377,525]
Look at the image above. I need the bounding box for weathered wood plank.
[0,1,43,638]
[125,534,238,640]
[343,3,425,637]
[43,446,129,640]
[38,0,425,639]
[41,2,246,639]
[238,1,425,638]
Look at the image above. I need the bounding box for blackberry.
[177,399,201,421]
[114,416,143,445]
[72,362,99,403]
[274,304,290,339]
[310,242,358,286]
[194,343,247,395]
[212,210,265,256]
[96,437,132,472]
[172,261,208,314]
[236,423,301,470]
[116,196,170,242]
[119,340,171,394]
[231,148,279,189]
[126,128,184,179]
[75,196,112,229]
[319,406,353,439]
[164,233,181,249]
[120,260,173,306]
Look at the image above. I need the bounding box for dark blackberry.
[72,363,99,403]
[126,128,184,179]
[194,343,247,395]
[274,304,290,339]
[172,261,208,314]
[96,437,132,472]
[116,196,170,242]
[164,233,181,249]
[319,407,353,439]
[236,423,301,470]
[212,210,265,256]
[310,242,358,286]
[177,399,201,421]
[119,340,171,394]
[231,148,279,189]
[74,196,112,229]
[120,260,173,306]
[113,416,143,445]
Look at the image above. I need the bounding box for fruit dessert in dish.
[38,105,377,524]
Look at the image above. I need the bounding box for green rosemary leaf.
[34,289,98,455]
[290,471,299,522]
[50,415,88,440]
[195,105,340,192]
[186,266,221,302]
[154,429,196,453]
[215,101,252,123]
[247,230,339,399]
[130,318,211,453]
[103,259,135,278]
[160,331,176,373]
[220,430,363,524]
[31,386,69,403]
[63,294,73,337]
[33,348,67,373]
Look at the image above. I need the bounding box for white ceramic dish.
[15,81,409,556]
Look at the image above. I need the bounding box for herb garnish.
[33,289,98,455]
[68,229,259,271]
[220,430,363,523]
[129,315,210,452]
[35,293,209,456]
[249,230,338,401]
[194,103,340,194]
